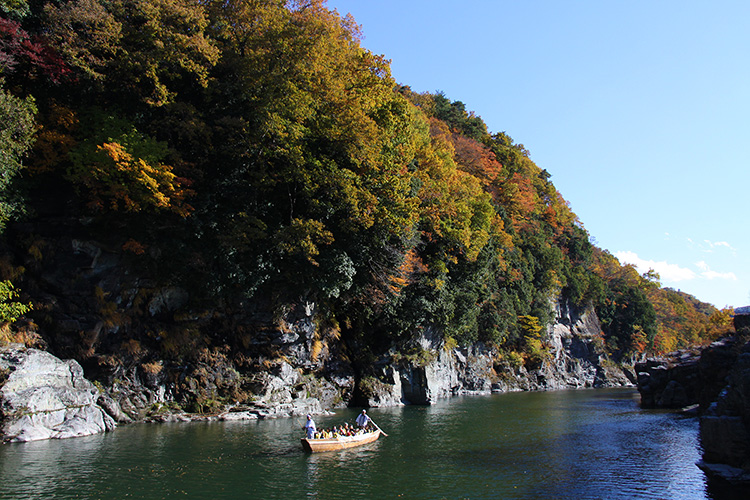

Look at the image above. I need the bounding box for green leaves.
[0,280,31,324]
[45,0,219,106]
[4,0,704,364]
[0,82,36,231]
[274,218,333,267]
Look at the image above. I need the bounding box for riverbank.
[2,298,634,443]
[636,307,750,492]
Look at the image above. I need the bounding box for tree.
[0,80,36,230]
[200,0,422,302]
[1,0,28,19]
[45,0,219,107]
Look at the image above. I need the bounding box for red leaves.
[0,18,71,83]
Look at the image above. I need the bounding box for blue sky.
[326,0,749,309]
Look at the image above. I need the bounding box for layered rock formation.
[1,294,634,441]
[361,301,632,407]
[697,307,750,486]
[636,349,702,409]
[0,344,115,442]
[635,306,750,488]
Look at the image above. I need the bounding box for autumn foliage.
[0,0,724,365]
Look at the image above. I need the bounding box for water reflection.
[0,389,716,499]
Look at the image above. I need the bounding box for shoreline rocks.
[360,301,633,407]
[697,307,750,488]
[635,306,750,491]
[635,349,702,409]
[0,344,115,443]
[1,300,637,444]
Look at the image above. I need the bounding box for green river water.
[0,388,722,499]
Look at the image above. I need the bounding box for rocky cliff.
[635,306,750,489]
[0,291,634,442]
[697,307,750,487]
[360,300,632,407]
[0,225,636,442]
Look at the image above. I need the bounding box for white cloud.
[615,251,696,282]
[694,260,738,281]
[618,252,740,284]
[702,270,738,280]
[713,241,737,253]
[700,239,737,253]
[695,260,709,271]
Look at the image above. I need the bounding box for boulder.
[0,344,115,442]
[636,350,701,409]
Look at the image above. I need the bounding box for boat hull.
[301,430,381,453]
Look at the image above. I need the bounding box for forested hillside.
[0,0,732,408]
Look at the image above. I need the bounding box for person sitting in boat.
[355,409,370,430]
[303,414,317,439]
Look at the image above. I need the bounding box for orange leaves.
[98,142,130,168]
[78,141,193,215]
[63,110,195,216]
[122,238,146,255]
[542,192,577,239]
[387,248,428,296]
[450,132,503,188]
[498,172,539,234]
[412,117,502,262]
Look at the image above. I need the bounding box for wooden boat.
[301,429,381,453]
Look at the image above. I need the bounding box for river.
[0,388,719,499]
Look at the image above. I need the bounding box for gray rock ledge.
[1,344,115,443]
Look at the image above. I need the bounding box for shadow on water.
[0,388,726,499]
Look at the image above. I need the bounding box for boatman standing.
[355,409,370,429]
[304,414,316,438]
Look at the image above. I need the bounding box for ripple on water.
[0,389,711,500]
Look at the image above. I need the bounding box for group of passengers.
[303,409,372,439]
[313,422,362,439]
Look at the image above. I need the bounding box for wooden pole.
[368,417,388,437]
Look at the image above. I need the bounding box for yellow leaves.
[413,118,498,262]
[631,325,651,354]
[69,136,193,216]
[274,218,334,266]
[518,315,543,338]
[31,103,79,174]
[44,0,123,81]
[517,315,550,367]
[98,142,131,169]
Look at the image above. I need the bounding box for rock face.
[636,349,702,409]
[362,301,633,406]
[697,308,750,486]
[0,344,115,443]
[635,307,750,488]
[1,227,635,441]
